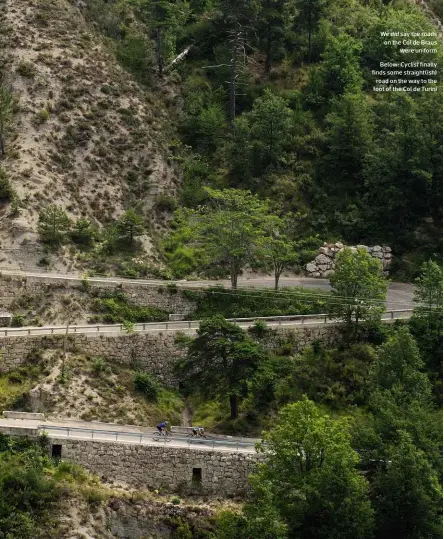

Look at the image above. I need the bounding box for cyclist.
[191,426,205,437]
[157,420,169,434]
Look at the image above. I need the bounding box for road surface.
[0,310,413,337]
[0,417,257,453]
[0,269,415,309]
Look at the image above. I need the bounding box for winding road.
[0,270,415,310]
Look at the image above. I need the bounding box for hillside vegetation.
[0,0,441,280]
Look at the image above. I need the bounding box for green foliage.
[373,431,442,539]
[177,316,266,419]
[71,219,96,246]
[175,188,270,289]
[329,247,387,336]
[185,286,328,319]
[275,342,377,408]
[133,371,159,401]
[0,167,13,202]
[38,204,70,245]
[92,292,169,324]
[0,436,61,538]
[249,397,374,538]
[10,313,25,327]
[116,209,144,245]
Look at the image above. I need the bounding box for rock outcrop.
[305,243,392,278]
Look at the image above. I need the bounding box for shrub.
[133,371,158,401]
[0,168,13,202]
[248,320,269,338]
[171,496,181,505]
[155,194,178,213]
[92,358,107,375]
[34,108,50,125]
[10,314,25,327]
[38,205,70,245]
[71,219,95,245]
[16,59,37,77]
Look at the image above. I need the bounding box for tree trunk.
[156,28,164,76]
[229,30,239,125]
[229,394,238,419]
[265,22,272,73]
[0,133,4,158]
[307,12,312,63]
[274,270,280,291]
[231,268,238,291]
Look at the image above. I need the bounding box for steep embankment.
[0,0,179,271]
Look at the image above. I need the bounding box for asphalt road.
[0,418,257,453]
[0,270,415,309]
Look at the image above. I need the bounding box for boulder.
[315,254,331,265]
[357,245,369,251]
[373,251,384,259]
[306,263,317,273]
[318,264,331,271]
[319,247,333,257]
[334,242,344,249]
[373,245,382,252]
[382,246,392,253]
[323,270,334,277]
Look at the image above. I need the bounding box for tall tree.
[294,0,328,62]
[258,214,297,290]
[218,0,260,123]
[139,0,188,76]
[329,247,387,338]
[374,431,442,539]
[117,209,144,246]
[250,89,293,172]
[248,397,374,538]
[38,205,70,245]
[180,187,269,289]
[258,0,293,72]
[323,91,372,197]
[177,316,265,418]
[410,260,443,399]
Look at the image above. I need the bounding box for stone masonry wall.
[0,324,344,382]
[50,437,259,496]
[305,243,392,278]
[0,274,195,314]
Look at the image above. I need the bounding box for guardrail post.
[92,430,94,439]
[140,434,143,443]
[143,324,146,331]
[391,311,394,319]
[97,326,99,332]
[116,432,118,441]
[324,315,327,323]
[74,327,77,333]
[28,329,30,335]
[188,321,191,329]
[67,428,70,437]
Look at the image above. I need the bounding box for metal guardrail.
[38,425,257,452]
[0,310,413,337]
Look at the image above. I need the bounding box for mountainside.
[0,0,180,272]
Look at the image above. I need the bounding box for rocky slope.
[0,0,180,271]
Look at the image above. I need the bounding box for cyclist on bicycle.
[191,426,205,437]
[157,420,169,434]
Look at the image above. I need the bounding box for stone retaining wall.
[50,437,259,496]
[305,243,392,278]
[0,325,343,382]
[0,274,195,315]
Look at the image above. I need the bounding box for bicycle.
[186,428,212,443]
[152,429,172,442]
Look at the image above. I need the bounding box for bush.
[155,194,178,213]
[71,219,95,245]
[11,314,25,327]
[133,371,159,401]
[16,59,36,77]
[0,168,14,202]
[91,358,107,375]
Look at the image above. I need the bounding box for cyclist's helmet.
[165,421,169,425]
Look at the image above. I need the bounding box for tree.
[410,260,443,399]
[294,0,328,61]
[248,397,374,538]
[38,205,70,245]
[374,431,442,539]
[258,215,297,290]
[329,247,387,337]
[0,85,13,158]
[258,0,294,72]
[139,0,188,76]
[181,188,269,289]
[177,316,265,418]
[117,209,144,245]
[413,259,442,321]
[323,91,372,197]
[250,90,293,172]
